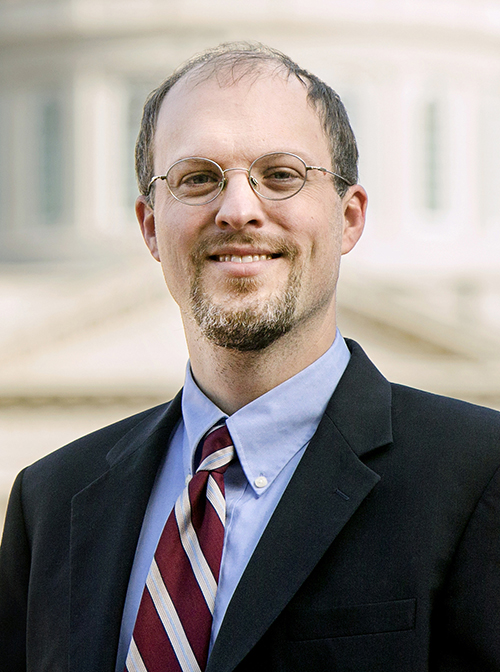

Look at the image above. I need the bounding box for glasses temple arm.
[306,166,353,186]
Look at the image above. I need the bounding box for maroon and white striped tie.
[125,424,234,672]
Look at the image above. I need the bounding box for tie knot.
[197,424,234,474]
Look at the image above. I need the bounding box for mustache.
[190,232,299,263]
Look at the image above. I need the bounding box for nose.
[214,169,265,231]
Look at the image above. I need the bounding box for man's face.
[137,69,366,351]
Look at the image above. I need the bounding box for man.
[1,42,500,672]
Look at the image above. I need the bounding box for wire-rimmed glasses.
[147,152,353,205]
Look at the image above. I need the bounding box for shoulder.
[391,382,500,440]
[345,337,500,436]
[342,338,500,473]
[20,397,180,499]
[386,384,500,501]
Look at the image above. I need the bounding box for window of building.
[37,92,65,225]
[422,100,443,211]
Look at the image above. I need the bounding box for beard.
[189,233,301,352]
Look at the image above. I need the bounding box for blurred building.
[2,0,500,522]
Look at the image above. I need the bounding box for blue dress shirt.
[115,330,350,671]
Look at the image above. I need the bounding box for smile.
[216,254,275,263]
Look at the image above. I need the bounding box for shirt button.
[254,476,268,488]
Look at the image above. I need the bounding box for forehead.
[153,69,330,167]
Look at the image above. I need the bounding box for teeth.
[217,254,272,263]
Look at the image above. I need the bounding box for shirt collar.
[181,329,350,495]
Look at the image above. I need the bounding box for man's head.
[135,42,366,356]
[136,42,359,206]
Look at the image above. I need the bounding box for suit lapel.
[207,341,393,672]
[68,393,182,672]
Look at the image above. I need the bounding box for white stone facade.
[2,0,500,523]
[2,0,500,274]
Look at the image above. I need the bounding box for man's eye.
[265,169,298,181]
[182,172,219,186]
[260,167,304,190]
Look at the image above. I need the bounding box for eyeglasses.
[147,151,353,205]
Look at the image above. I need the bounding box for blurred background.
[2,0,500,526]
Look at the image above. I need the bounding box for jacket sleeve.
[436,464,500,670]
[0,470,30,672]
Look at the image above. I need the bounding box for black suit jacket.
[1,340,500,671]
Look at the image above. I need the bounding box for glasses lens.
[166,158,223,205]
[250,153,307,200]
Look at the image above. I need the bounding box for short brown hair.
[135,41,358,204]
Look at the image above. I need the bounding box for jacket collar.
[325,338,393,457]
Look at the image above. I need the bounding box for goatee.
[190,233,300,352]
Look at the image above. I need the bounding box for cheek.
[158,235,192,294]
[153,227,191,300]
[302,219,344,290]
[301,210,342,262]
[154,203,197,267]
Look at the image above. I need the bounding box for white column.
[72,68,129,239]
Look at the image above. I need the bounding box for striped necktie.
[126,423,234,672]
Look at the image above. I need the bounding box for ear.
[341,185,367,255]
[136,195,160,261]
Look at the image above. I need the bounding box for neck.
[184,313,337,415]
